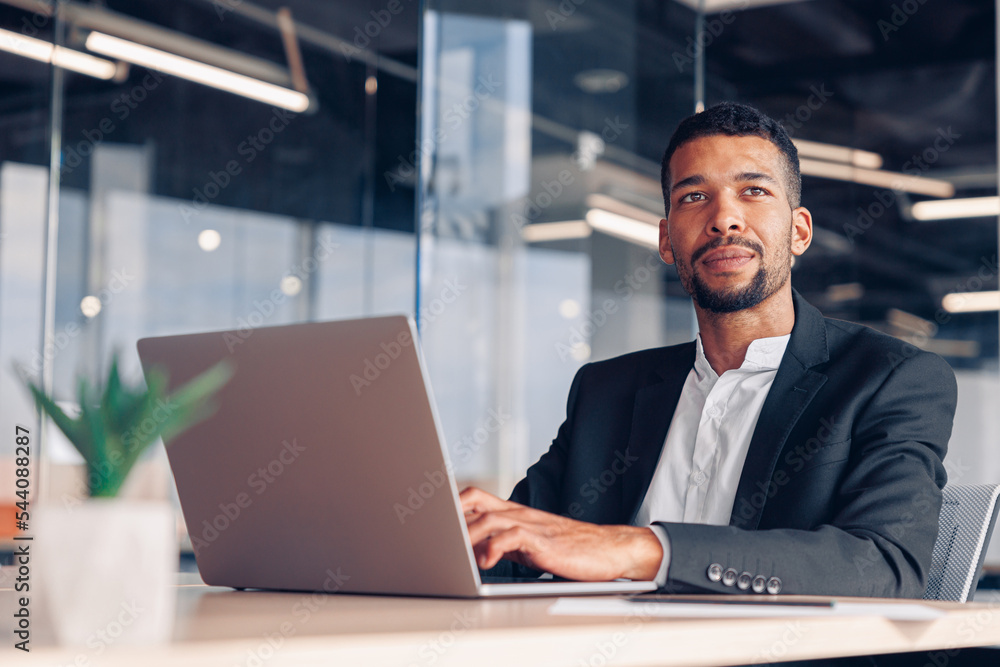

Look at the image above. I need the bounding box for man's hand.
[459,487,663,582]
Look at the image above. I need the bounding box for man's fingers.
[462,500,643,581]
[472,525,540,570]
[459,486,517,515]
[465,508,520,547]
[465,506,552,545]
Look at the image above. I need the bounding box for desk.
[2,573,1000,666]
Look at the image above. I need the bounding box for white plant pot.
[33,499,177,647]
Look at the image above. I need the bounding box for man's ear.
[790,207,813,257]
[659,219,675,264]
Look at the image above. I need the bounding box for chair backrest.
[923,484,1000,602]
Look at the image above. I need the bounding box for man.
[461,102,957,597]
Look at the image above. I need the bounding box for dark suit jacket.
[491,290,957,597]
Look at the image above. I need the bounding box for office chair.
[923,484,1000,602]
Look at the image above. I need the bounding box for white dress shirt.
[634,333,790,585]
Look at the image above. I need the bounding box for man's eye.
[679,192,704,203]
[745,186,767,196]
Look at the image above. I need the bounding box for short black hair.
[660,102,801,214]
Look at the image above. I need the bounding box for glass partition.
[419,0,698,492]
[0,0,420,516]
[0,1,62,523]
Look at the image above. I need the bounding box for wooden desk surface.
[2,572,1000,666]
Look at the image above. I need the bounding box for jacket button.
[737,571,753,590]
[752,575,767,594]
[722,568,738,587]
[766,577,782,595]
[707,563,723,582]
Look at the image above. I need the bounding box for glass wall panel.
[0,0,420,514]
[420,0,697,492]
[0,2,58,519]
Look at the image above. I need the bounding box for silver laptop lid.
[138,316,482,597]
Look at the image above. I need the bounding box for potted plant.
[23,353,231,647]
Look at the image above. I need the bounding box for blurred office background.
[0,0,997,562]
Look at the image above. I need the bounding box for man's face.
[659,135,812,314]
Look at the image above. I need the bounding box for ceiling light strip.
[799,158,955,198]
[0,27,116,79]
[59,0,294,86]
[941,291,1000,313]
[792,139,883,169]
[910,196,1000,221]
[521,221,592,243]
[585,194,661,225]
[85,32,310,112]
[585,209,659,249]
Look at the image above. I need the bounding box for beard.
[675,233,791,314]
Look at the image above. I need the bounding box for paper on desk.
[548,598,945,621]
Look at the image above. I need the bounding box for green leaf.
[22,354,233,498]
[27,383,92,462]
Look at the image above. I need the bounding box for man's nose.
[706,197,746,236]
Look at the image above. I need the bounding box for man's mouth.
[700,247,755,272]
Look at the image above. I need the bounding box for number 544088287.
[14,425,29,527]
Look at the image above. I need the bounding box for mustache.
[691,237,764,264]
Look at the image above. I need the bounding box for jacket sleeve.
[656,350,956,597]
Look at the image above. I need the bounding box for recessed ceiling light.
[573,69,629,94]
[280,275,303,296]
[198,229,222,252]
[559,299,581,319]
[80,296,102,318]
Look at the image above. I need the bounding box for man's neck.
[695,286,796,376]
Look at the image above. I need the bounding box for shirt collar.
[743,334,791,370]
[694,333,791,377]
[693,335,715,381]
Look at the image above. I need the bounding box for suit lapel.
[622,343,695,525]
[730,290,830,530]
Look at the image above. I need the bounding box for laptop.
[137,316,657,598]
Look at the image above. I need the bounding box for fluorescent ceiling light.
[792,139,882,169]
[674,0,806,11]
[0,27,116,79]
[573,69,629,94]
[585,193,661,225]
[585,209,659,249]
[521,221,591,243]
[941,291,1000,313]
[85,32,310,112]
[886,308,935,337]
[825,282,864,302]
[799,158,955,198]
[910,196,1000,221]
